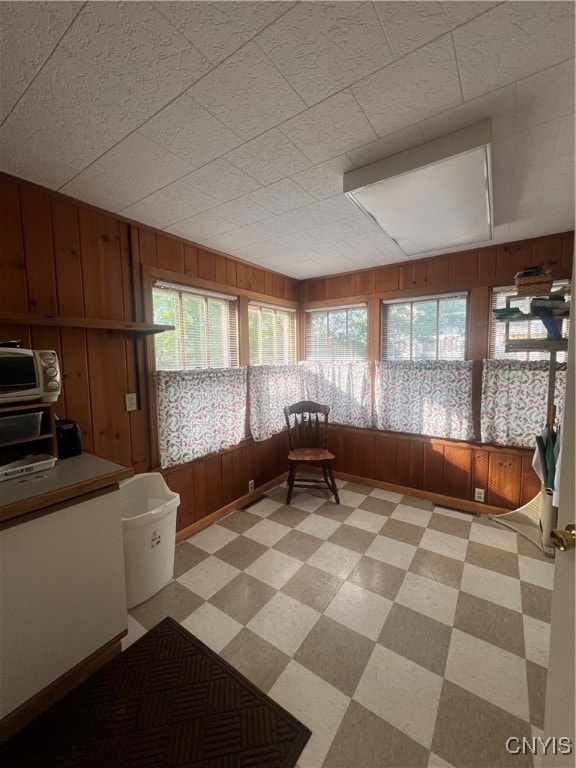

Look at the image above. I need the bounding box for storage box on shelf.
[0,402,56,467]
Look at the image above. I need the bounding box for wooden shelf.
[505,339,568,351]
[0,312,174,336]
[0,432,54,449]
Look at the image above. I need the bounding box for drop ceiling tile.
[264,208,320,235]
[0,1,80,123]
[514,121,562,168]
[347,125,425,168]
[185,158,261,202]
[0,2,211,189]
[453,2,575,101]
[375,1,452,59]
[344,212,379,236]
[279,90,378,164]
[248,178,315,214]
[164,210,237,241]
[291,156,355,200]
[352,36,462,138]
[419,84,516,142]
[205,221,279,251]
[188,42,306,141]
[157,1,292,65]
[225,128,311,186]
[309,221,361,244]
[59,132,193,212]
[554,115,575,158]
[138,94,242,170]
[441,2,500,28]
[211,197,272,227]
[255,232,322,258]
[312,241,363,261]
[256,2,392,106]
[278,260,327,279]
[120,176,220,230]
[305,194,365,226]
[515,59,575,132]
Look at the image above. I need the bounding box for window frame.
[248,301,297,366]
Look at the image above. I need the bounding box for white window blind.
[381,295,467,360]
[153,282,238,369]
[490,283,569,362]
[248,302,296,365]
[305,305,367,361]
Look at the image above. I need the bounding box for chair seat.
[288,448,335,462]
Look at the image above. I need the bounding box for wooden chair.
[283,400,340,505]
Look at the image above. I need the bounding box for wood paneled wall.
[1,171,573,528]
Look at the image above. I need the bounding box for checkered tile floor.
[126,479,554,768]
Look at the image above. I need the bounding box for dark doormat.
[1,616,311,767]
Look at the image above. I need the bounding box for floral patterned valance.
[481,360,566,448]
[156,368,247,468]
[301,360,372,429]
[249,365,306,442]
[374,360,475,441]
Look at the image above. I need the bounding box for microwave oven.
[0,348,61,404]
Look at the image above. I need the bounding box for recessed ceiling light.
[344,121,493,258]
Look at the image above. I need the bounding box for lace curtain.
[481,360,566,447]
[302,360,372,428]
[249,365,306,441]
[374,361,475,440]
[156,368,247,468]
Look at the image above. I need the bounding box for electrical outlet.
[125,393,138,412]
[474,488,485,503]
[248,479,255,492]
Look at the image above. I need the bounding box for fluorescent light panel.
[344,121,493,258]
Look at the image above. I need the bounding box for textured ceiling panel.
[453,1,575,101]
[256,2,392,106]
[352,35,463,137]
[0,1,574,279]
[188,42,306,140]
[0,0,79,123]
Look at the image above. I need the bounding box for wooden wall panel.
[448,250,479,286]
[487,452,521,509]
[205,455,223,514]
[520,455,541,507]
[423,442,444,495]
[193,461,207,522]
[426,256,449,288]
[20,186,58,316]
[79,210,124,320]
[443,445,472,500]
[157,235,185,274]
[396,439,410,487]
[164,466,194,531]
[373,434,397,484]
[52,197,84,317]
[0,179,27,316]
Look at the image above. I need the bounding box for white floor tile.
[325,581,392,640]
[369,488,403,503]
[181,603,242,653]
[307,541,362,579]
[461,563,523,612]
[121,613,147,651]
[243,518,291,547]
[295,513,341,540]
[245,548,303,589]
[395,571,459,626]
[344,508,386,534]
[269,660,350,768]
[523,615,551,668]
[391,504,432,528]
[248,498,284,518]
[518,555,555,590]
[290,493,327,513]
[433,506,475,522]
[338,489,368,508]
[470,522,518,553]
[176,555,240,599]
[428,752,456,768]
[247,592,320,656]
[187,523,238,553]
[445,628,530,721]
[364,535,416,570]
[354,644,443,748]
[420,528,468,561]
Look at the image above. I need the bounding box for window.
[305,305,368,360]
[152,282,238,370]
[381,295,467,360]
[490,284,569,362]
[248,302,296,365]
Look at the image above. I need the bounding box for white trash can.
[119,473,180,609]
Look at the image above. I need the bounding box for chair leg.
[286,462,297,505]
[327,463,339,504]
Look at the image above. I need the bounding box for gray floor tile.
[173,541,209,579]
[453,591,525,658]
[517,534,554,562]
[129,581,203,630]
[378,603,452,676]
[347,555,406,600]
[209,572,276,625]
[294,616,375,697]
[409,548,464,590]
[265,485,290,504]
[521,581,552,623]
[214,535,268,570]
[380,517,425,546]
[220,628,290,693]
[273,529,324,561]
[431,681,533,768]
[401,495,434,511]
[466,540,520,579]
[268,505,310,528]
[341,481,376,495]
[218,508,260,534]
[323,701,429,767]
[428,511,472,539]
[526,659,547,729]
[328,523,376,553]
[359,496,397,516]
[313,501,355,523]
[282,564,343,612]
